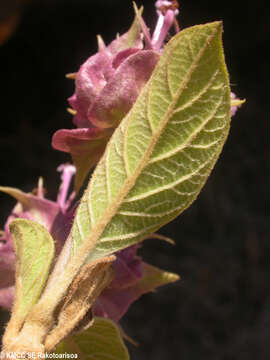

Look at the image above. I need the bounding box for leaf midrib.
[36,24,220,315]
[79,23,219,255]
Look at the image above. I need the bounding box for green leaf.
[55,317,129,360]
[9,219,55,325]
[69,22,230,262]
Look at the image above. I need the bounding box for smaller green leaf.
[55,317,129,360]
[9,219,55,327]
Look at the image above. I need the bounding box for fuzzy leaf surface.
[70,22,230,261]
[9,219,55,322]
[55,317,129,360]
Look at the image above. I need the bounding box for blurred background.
[0,0,269,359]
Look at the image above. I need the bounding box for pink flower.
[52,2,179,191]
[93,245,143,321]
[0,164,76,309]
[93,244,178,322]
[0,164,178,320]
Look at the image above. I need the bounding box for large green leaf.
[55,317,129,360]
[9,219,55,326]
[69,21,230,262]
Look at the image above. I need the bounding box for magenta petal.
[0,229,15,273]
[112,48,140,69]
[107,32,143,55]
[15,196,62,239]
[152,9,175,51]
[88,50,159,128]
[93,251,179,322]
[0,190,60,237]
[0,166,76,311]
[67,13,144,129]
[93,245,142,321]
[94,287,138,322]
[230,92,239,117]
[69,51,114,127]
[52,128,107,154]
[52,127,113,191]
[0,184,74,254]
[117,244,139,263]
[109,259,142,289]
[110,246,142,289]
[68,48,138,129]
[14,196,72,253]
[68,94,90,129]
[57,164,76,210]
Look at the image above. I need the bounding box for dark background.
[0,0,269,359]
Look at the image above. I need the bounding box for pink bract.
[0,164,76,310]
[0,166,177,321]
[52,4,180,191]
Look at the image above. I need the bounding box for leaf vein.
[149,95,223,164]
